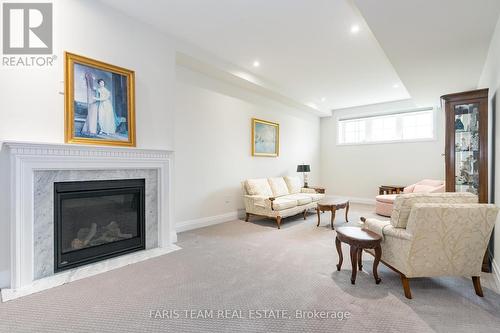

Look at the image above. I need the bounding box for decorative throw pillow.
[416,179,444,187]
[268,177,290,197]
[284,176,302,194]
[413,184,437,193]
[245,179,273,197]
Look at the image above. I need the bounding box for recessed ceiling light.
[321,97,326,102]
[393,83,400,88]
[350,25,360,34]
[253,60,260,67]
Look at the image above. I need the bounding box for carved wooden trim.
[269,197,276,210]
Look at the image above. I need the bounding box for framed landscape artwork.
[252,118,279,157]
[64,52,136,147]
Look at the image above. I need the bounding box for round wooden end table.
[335,226,382,285]
[316,198,349,230]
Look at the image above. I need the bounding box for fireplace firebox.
[54,179,145,272]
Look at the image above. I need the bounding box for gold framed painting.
[252,118,279,157]
[64,52,136,147]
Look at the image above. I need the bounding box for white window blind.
[337,108,434,145]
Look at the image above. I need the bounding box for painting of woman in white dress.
[65,52,136,147]
[95,78,116,135]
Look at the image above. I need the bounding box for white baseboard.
[328,195,375,205]
[175,199,376,233]
[170,231,178,244]
[175,197,375,234]
[176,210,243,233]
[0,270,9,289]
[492,257,500,292]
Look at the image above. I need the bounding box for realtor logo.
[2,3,53,54]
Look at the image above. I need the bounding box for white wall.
[174,65,320,224]
[0,0,323,288]
[320,100,445,201]
[0,146,10,288]
[478,14,500,284]
[0,0,175,150]
[0,0,176,288]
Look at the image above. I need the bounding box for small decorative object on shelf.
[471,133,479,151]
[460,137,469,151]
[455,116,465,130]
[442,88,490,272]
[297,164,311,187]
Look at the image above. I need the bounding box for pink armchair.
[375,179,445,216]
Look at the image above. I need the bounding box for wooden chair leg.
[350,245,358,285]
[472,276,484,297]
[245,213,250,222]
[357,248,363,270]
[276,216,282,229]
[335,237,343,271]
[303,210,307,220]
[400,275,412,299]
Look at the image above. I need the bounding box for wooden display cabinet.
[441,88,490,271]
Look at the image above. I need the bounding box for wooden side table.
[316,199,349,230]
[335,226,382,285]
[308,186,325,194]
[379,185,405,195]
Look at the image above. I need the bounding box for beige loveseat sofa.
[242,176,325,229]
[362,192,498,299]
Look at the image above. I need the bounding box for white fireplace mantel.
[0,141,178,301]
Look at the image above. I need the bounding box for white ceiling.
[100,0,500,114]
[354,0,500,106]
[99,0,410,113]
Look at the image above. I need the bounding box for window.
[343,119,366,144]
[371,116,397,141]
[401,111,433,140]
[337,109,434,145]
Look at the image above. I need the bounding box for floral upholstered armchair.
[362,192,498,299]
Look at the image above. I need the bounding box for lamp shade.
[297,164,310,172]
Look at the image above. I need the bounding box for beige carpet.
[1,205,500,332]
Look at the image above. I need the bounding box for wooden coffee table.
[335,226,382,285]
[316,198,349,230]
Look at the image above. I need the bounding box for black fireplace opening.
[54,179,145,272]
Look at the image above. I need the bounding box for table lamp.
[297,164,311,188]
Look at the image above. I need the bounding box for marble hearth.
[0,142,179,302]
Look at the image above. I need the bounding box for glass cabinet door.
[454,103,480,195]
[442,89,489,272]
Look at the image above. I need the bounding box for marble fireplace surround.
[34,169,159,279]
[1,142,179,302]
